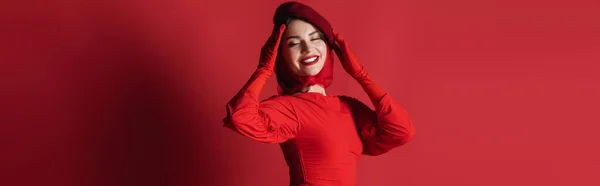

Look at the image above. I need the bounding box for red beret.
[273,1,335,48]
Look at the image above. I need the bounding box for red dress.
[224,83,414,185]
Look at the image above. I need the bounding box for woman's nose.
[301,41,313,54]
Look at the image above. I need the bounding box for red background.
[2,0,599,186]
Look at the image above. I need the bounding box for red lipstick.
[300,55,320,66]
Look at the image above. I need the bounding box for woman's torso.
[278,92,363,186]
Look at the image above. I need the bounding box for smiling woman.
[222,1,415,186]
[281,19,328,77]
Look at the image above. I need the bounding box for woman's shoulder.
[261,93,362,106]
[263,94,292,101]
[336,95,372,109]
[336,95,360,103]
[260,95,296,106]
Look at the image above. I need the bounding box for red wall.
[2,0,599,186]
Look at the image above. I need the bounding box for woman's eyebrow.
[286,30,320,41]
[286,36,300,41]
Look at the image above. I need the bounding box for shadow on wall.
[71,10,225,186]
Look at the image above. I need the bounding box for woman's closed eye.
[288,37,321,47]
[288,42,300,47]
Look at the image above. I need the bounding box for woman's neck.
[294,84,326,96]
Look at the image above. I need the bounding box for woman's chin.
[299,66,324,76]
[300,69,322,76]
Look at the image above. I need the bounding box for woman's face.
[281,19,328,76]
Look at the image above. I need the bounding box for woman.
[223,2,414,185]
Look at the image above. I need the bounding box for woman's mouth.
[300,55,319,66]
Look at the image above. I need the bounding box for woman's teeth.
[302,56,318,63]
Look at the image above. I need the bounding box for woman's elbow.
[385,131,414,148]
[222,114,286,144]
[394,131,414,146]
[223,105,253,130]
[392,120,415,146]
[222,115,235,127]
[365,131,415,156]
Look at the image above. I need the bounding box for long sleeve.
[340,94,414,156]
[223,68,299,144]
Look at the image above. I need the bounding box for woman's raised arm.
[223,25,299,144]
[334,30,415,156]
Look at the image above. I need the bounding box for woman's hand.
[332,29,367,80]
[258,24,287,72]
[333,29,387,105]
